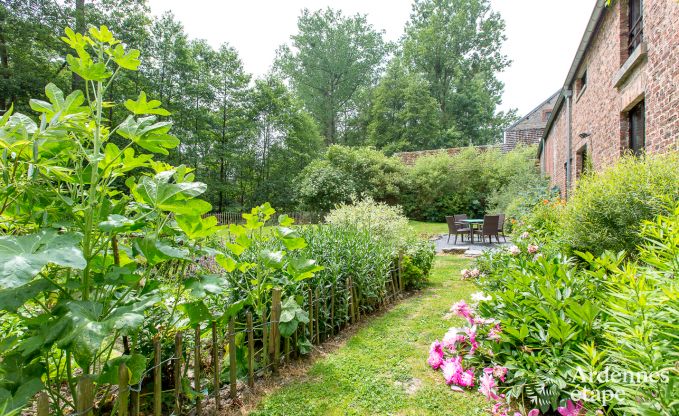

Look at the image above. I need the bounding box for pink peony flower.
[427,340,444,369]
[493,366,508,382]
[442,327,466,351]
[465,326,479,354]
[450,300,474,323]
[508,245,521,255]
[520,231,530,239]
[528,410,540,416]
[460,269,469,279]
[557,400,584,416]
[478,372,501,401]
[470,268,480,278]
[527,244,539,254]
[442,356,463,385]
[488,323,502,341]
[458,369,475,387]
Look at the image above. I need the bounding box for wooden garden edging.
[36,254,404,415]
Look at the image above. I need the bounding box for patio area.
[431,233,511,257]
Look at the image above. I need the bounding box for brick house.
[502,91,559,152]
[539,0,679,198]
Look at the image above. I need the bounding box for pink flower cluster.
[428,297,544,416]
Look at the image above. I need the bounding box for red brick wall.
[395,145,499,166]
[541,0,679,192]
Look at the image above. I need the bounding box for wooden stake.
[314,287,320,343]
[330,285,335,336]
[153,337,161,416]
[77,376,94,416]
[212,321,221,411]
[398,251,404,292]
[246,312,254,388]
[307,287,313,339]
[272,288,282,373]
[346,278,353,325]
[37,392,49,416]
[118,363,129,416]
[228,318,237,401]
[174,332,183,414]
[194,325,202,415]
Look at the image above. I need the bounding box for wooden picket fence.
[36,254,405,416]
[209,211,322,226]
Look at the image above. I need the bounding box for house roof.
[505,90,560,132]
[538,0,607,157]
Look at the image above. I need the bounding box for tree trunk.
[72,0,85,92]
[0,27,10,112]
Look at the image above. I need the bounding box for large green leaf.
[130,173,210,215]
[124,91,169,116]
[0,230,86,289]
[117,115,179,155]
[98,354,147,385]
[259,250,285,269]
[134,238,189,266]
[57,301,110,369]
[179,301,212,325]
[29,83,88,122]
[175,214,223,239]
[185,275,227,298]
[99,214,144,233]
[0,279,55,313]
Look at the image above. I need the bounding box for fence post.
[346,278,354,325]
[307,287,313,339]
[398,251,404,292]
[271,288,282,373]
[314,287,320,343]
[37,392,49,416]
[174,332,183,414]
[246,312,255,388]
[212,321,221,411]
[330,285,335,336]
[194,325,202,415]
[228,317,237,401]
[118,363,129,416]
[153,337,161,416]
[77,376,94,416]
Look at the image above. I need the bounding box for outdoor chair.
[497,214,507,242]
[446,215,470,244]
[473,215,500,244]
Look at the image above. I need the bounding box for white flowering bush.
[325,197,411,252]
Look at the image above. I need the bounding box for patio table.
[457,219,484,243]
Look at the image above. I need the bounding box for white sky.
[146,0,594,116]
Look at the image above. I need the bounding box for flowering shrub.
[427,295,542,416]
[454,201,679,415]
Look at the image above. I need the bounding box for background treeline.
[297,144,549,222]
[0,0,517,212]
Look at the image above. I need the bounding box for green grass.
[251,256,487,416]
[408,220,448,237]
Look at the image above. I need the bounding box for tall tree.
[367,57,441,153]
[403,0,514,146]
[276,8,388,145]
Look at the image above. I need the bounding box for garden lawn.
[251,255,487,416]
[408,220,448,236]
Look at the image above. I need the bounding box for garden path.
[245,255,487,416]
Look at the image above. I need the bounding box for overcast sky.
[146,0,594,116]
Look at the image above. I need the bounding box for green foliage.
[401,147,541,221]
[561,153,679,256]
[474,201,679,414]
[276,8,389,144]
[367,58,442,154]
[325,198,411,253]
[598,203,679,415]
[401,239,436,289]
[403,0,516,146]
[296,145,405,212]
[0,25,235,414]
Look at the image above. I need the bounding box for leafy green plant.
[0,25,238,414]
[561,153,679,256]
